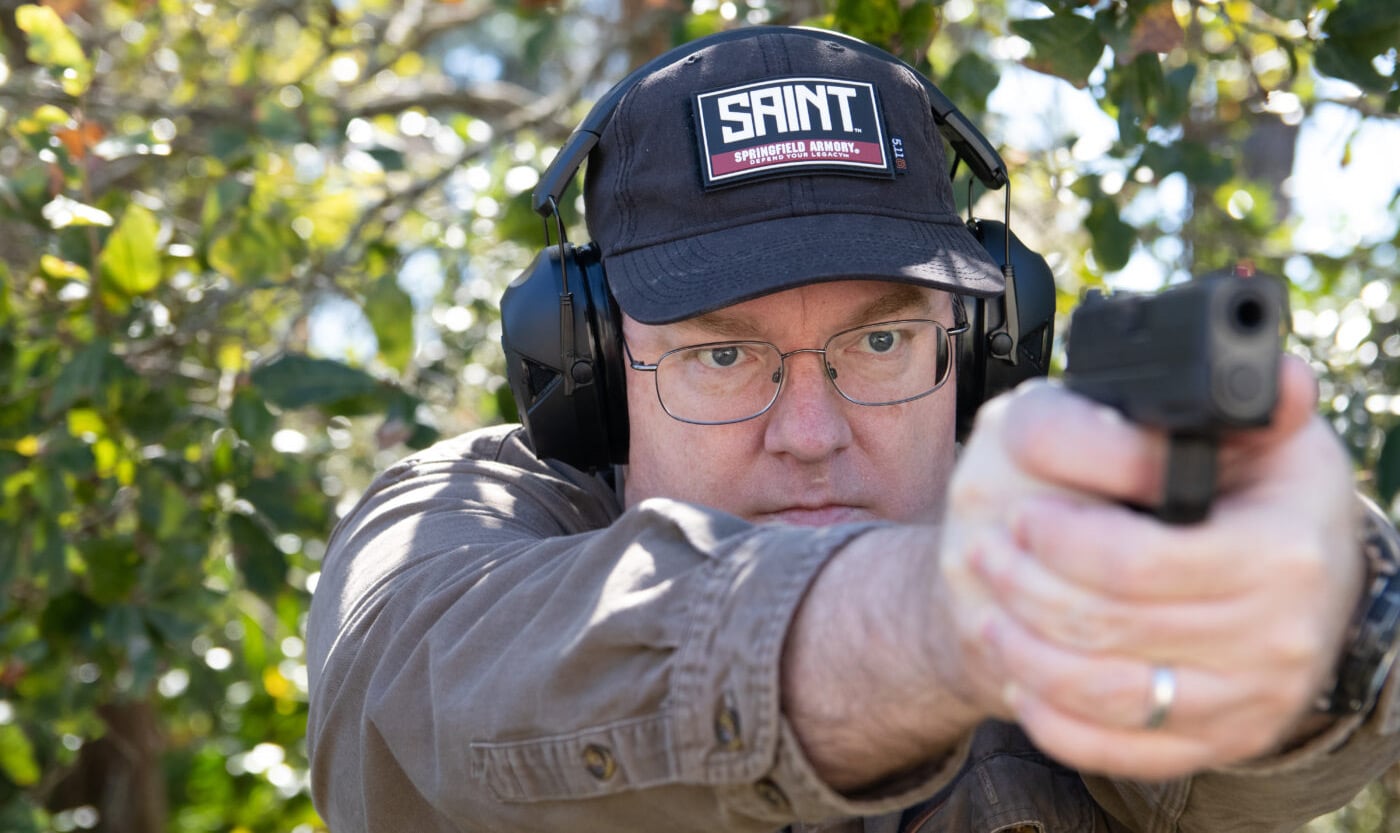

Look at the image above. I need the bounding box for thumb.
[1222,353,1319,458]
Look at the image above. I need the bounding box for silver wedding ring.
[1145,665,1176,730]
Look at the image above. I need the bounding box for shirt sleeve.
[305,426,967,833]
[1081,497,1400,833]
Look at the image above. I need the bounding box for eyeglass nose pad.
[826,365,838,381]
[770,369,782,384]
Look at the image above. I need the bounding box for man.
[306,25,1400,833]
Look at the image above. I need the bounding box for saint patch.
[693,76,894,188]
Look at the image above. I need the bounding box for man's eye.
[863,330,899,353]
[699,346,741,368]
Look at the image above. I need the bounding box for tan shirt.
[306,425,1400,832]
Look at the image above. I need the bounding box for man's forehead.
[685,282,948,333]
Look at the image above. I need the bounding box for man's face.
[621,280,958,526]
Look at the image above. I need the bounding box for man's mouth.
[752,504,871,526]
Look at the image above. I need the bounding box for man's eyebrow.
[685,310,766,340]
[683,284,939,340]
[847,285,935,325]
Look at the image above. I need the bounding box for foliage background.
[0,0,1396,830]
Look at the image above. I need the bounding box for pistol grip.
[1161,434,1217,524]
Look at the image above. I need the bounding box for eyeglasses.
[624,318,968,425]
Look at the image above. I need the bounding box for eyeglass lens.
[652,319,952,424]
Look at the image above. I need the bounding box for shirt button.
[581,744,616,781]
[714,704,743,751]
[754,778,789,811]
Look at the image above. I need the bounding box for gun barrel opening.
[1231,294,1266,334]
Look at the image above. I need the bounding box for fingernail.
[1002,682,1021,710]
[1009,503,1039,548]
[973,538,1010,580]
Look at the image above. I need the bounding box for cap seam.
[616,83,639,246]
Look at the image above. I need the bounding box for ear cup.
[580,247,629,464]
[954,293,988,441]
[956,219,1057,440]
[500,242,628,471]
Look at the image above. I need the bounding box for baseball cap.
[582,26,1006,325]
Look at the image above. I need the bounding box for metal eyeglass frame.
[622,314,970,425]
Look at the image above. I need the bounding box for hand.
[938,355,1363,780]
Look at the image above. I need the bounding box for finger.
[981,595,1307,736]
[1009,497,1270,600]
[1007,355,1321,511]
[1007,686,1273,782]
[997,380,1167,508]
[987,611,1243,731]
[1219,354,1319,462]
[970,527,1266,657]
[975,545,1330,726]
[1219,419,1355,518]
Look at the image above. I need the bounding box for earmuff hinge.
[545,197,583,395]
[995,186,1021,365]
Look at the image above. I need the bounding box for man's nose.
[762,351,853,462]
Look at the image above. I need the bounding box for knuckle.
[1060,612,1113,653]
[1083,669,1144,721]
[1266,619,1322,669]
[1033,666,1080,706]
[1055,599,1125,653]
[1208,727,1269,764]
[1098,540,1156,597]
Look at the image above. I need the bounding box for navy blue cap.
[582,27,1004,325]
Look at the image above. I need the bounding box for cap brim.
[604,211,1005,324]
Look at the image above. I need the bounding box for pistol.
[1062,267,1287,524]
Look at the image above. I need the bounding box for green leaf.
[1157,64,1197,127]
[1315,38,1395,94]
[0,528,17,616]
[81,536,140,604]
[250,353,382,410]
[34,519,69,592]
[1011,12,1104,88]
[0,263,12,327]
[1321,0,1400,39]
[201,179,252,240]
[100,204,163,297]
[1379,424,1400,506]
[107,605,158,694]
[365,147,406,172]
[833,0,901,45]
[15,4,92,95]
[943,53,1002,115]
[365,276,415,373]
[1085,197,1134,272]
[229,387,276,442]
[0,724,40,786]
[136,467,193,541]
[1253,0,1312,21]
[0,792,48,832]
[1178,141,1234,189]
[1316,0,1400,93]
[143,606,203,648]
[207,215,293,284]
[44,340,109,418]
[896,1,938,64]
[228,513,286,598]
[38,591,99,652]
